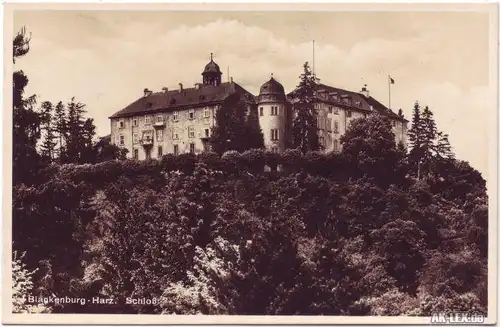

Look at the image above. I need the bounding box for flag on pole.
[389,76,395,84]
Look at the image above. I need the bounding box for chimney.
[162,87,168,93]
[360,84,370,98]
[178,83,183,91]
[143,88,152,97]
[195,83,201,90]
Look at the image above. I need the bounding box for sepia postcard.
[2,2,499,325]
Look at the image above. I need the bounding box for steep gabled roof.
[287,83,408,122]
[109,82,255,119]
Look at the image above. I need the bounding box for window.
[119,135,125,146]
[173,111,179,121]
[145,116,151,125]
[319,136,324,147]
[327,118,332,132]
[173,131,179,140]
[334,139,339,152]
[259,107,264,116]
[271,106,278,116]
[188,126,195,138]
[173,144,179,155]
[392,120,397,127]
[271,129,279,141]
[133,133,139,144]
[158,146,163,157]
[204,108,210,118]
[157,129,163,142]
[133,149,139,160]
[271,147,279,154]
[189,143,195,154]
[334,121,339,134]
[119,120,125,129]
[204,128,210,138]
[329,106,333,114]
[334,107,339,115]
[347,110,352,118]
[156,115,163,123]
[189,110,195,120]
[133,119,138,127]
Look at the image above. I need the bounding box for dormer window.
[170,98,176,105]
[146,102,153,109]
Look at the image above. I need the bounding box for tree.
[289,62,321,153]
[340,114,405,186]
[434,131,454,161]
[13,27,43,185]
[65,97,88,163]
[420,106,437,174]
[407,102,424,179]
[80,118,96,163]
[210,93,264,154]
[92,135,128,162]
[39,101,57,163]
[12,251,51,313]
[53,101,67,162]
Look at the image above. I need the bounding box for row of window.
[259,106,281,117]
[117,109,212,129]
[118,127,211,146]
[132,143,196,160]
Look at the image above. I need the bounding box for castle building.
[109,55,408,160]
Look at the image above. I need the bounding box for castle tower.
[257,75,289,153]
[202,53,222,86]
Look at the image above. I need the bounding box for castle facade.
[109,55,408,160]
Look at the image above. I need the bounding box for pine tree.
[289,62,321,154]
[407,102,424,179]
[80,118,96,163]
[421,106,437,175]
[53,101,67,162]
[435,131,455,161]
[39,101,57,162]
[12,27,43,185]
[65,97,88,163]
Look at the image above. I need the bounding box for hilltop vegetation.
[12,28,488,315]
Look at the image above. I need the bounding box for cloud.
[15,15,491,177]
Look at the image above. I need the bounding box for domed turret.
[259,77,285,96]
[257,74,290,154]
[258,76,286,102]
[203,60,221,74]
[202,53,222,86]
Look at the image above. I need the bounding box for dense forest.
[12,28,488,315]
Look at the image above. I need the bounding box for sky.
[13,8,494,178]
